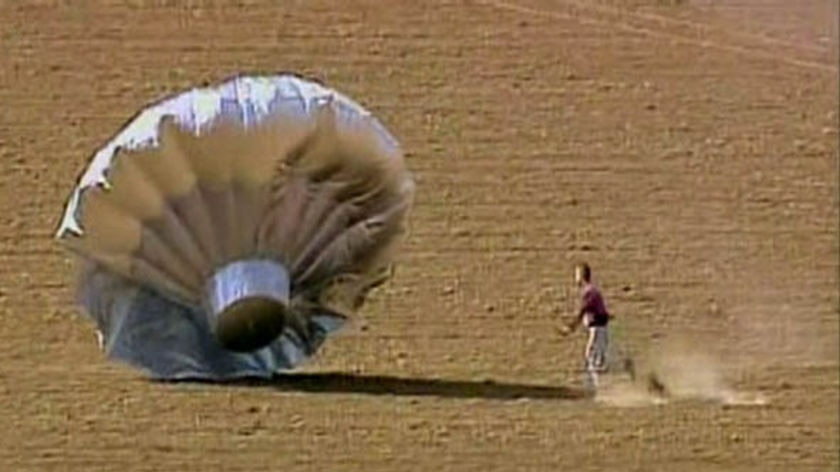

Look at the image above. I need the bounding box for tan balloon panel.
[140,118,199,197]
[78,188,143,254]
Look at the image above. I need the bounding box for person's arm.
[561,291,589,334]
[575,302,589,324]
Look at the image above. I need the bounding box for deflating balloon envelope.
[56,74,414,380]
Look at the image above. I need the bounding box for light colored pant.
[585,326,609,390]
[586,326,609,371]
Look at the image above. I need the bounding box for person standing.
[561,262,611,390]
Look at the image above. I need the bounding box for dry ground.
[0,0,837,471]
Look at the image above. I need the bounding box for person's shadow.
[167,372,590,401]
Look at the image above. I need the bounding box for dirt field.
[1,1,837,470]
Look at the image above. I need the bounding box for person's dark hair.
[576,262,591,282]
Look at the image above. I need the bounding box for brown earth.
[0,1,837,471]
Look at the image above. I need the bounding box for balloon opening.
[205,259,291,352]
[214,297,288,352]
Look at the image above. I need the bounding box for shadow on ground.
[161,372,591,401]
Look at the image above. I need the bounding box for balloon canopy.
[56,73,415,380]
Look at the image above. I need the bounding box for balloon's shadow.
[167,372,590,401]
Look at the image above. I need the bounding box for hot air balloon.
[55,73,415,380]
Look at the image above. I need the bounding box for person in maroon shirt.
[561,262,611,390]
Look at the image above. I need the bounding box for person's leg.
[593,326,608,372]
[584,327,595,364]
[96,330,105,351]
[585,327,599,390]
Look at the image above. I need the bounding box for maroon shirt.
[580,283,610,327]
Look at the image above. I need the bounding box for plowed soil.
[1,1,837,471]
